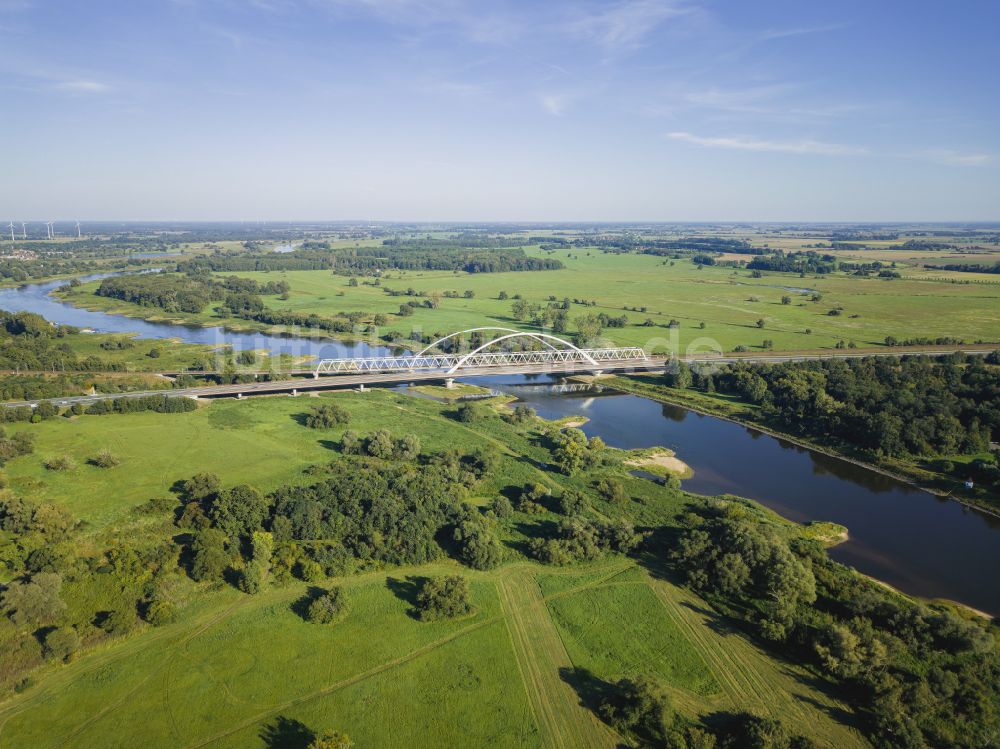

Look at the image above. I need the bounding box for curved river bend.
[1,276,998,615]
[467,377,1000,617]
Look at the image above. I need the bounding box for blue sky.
[2,0,998,221]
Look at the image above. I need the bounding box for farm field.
[60,246,1000,356]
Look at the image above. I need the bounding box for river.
[465,375,1000,617]
[0,273,396,361]
[1,276,998,615]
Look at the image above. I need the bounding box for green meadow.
[61,246,1000,356]
[0,391,872,748]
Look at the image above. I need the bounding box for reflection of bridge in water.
[314,328,647,377]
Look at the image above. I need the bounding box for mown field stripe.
[497,572,618,749]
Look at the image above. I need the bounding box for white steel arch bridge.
[314,327,647,377]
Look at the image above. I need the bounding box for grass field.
[0,390,876,747]
[0,559,869,749]
[60,247,1000,356]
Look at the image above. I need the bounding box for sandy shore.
[625,450,692,477]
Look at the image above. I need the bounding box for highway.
[1,346,993,410]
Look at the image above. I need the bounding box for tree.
[189,528,229,581]
[490,496,514,518]
[0,572,66,629]
[781,295,792,305]
[756,318,766,328]
[453,518,503,570]
[557,490,588,516]
[210,484,269,540]
[598,675,675,745]
[304,403,351,429]
[306,587,347,624]
[43,626,80,663]
[395,433,421,461]
[239,560,265,594]
[364,429,396,459]
[184,472,221,502]
[415,575,473,621]
[664,361,692,389]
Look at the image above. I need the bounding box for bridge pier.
[358,383,366,392]
[445,378,455,389]
[236,393,244,400]
[290,389,297,397]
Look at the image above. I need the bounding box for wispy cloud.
[567,0,691,52]
[921,149,993,167]
[666,130,866,156]
[52,79,111,94]
[539,93,568,116]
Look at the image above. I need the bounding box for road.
[1,346,993,409]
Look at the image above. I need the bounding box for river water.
[465,375,1000,616]
[1,277,998,615]
[0,274,395,361]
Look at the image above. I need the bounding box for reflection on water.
[462,374,1000,616]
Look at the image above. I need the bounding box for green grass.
[1,390,557,532]
[546,578,719,697]
[57,247,1000,357]
[0,389,877,748]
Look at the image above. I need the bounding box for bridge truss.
[314,328,648,376]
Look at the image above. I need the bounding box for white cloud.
[568,0,690,52]
[921,149,992,167]
[539,93,568,116]
[53,79,111,93]
[666,130,865,156]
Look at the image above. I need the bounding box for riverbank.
[608,374,1000,518]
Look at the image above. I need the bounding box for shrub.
[44,455,76,471]
[415,575,473,621]
[308,732,353,749]
[296,558,323,582]
[599,675,674,744]
[304,403,351,429]
[144,598,178,626]
[306,587,347,624]
[96,608,133,636]
[88,448,121,468]
[490,496,514,519]
[43,626,80,663]
[454,402,488,423]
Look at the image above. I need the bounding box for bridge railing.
[314,347,647,376]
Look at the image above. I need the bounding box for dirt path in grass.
[496,571,618,749]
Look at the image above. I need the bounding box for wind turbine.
[7,222,13,242]
[76,221,81,238]
[46,221,54,239]
[20,222,26,239]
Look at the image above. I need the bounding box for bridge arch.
[414,327,559,358]
[446,331,597,374]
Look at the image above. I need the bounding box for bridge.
[0,336,993,410]
[313,328,647,376]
